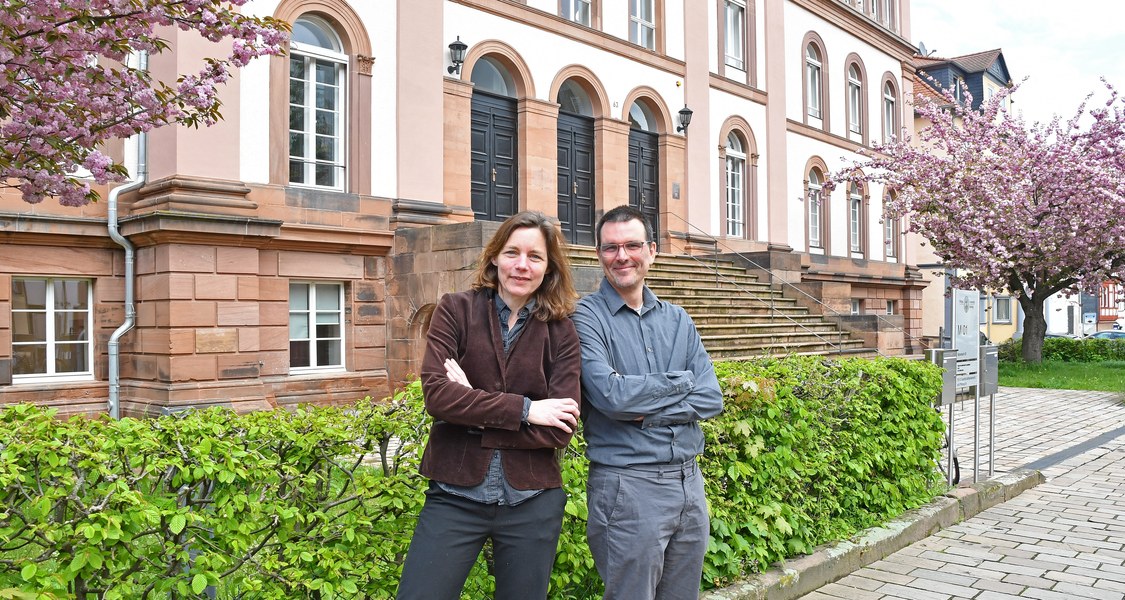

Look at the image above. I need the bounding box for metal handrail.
[661,212,927,357]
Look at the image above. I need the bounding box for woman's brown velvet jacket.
[418,289,581,490]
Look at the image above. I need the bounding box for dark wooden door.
[557,112,596,246]
[628,129,660,242]
[471,91,518,222]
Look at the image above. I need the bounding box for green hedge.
[999,336,1125,362]
[1,356,944,599]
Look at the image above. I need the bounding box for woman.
[397,211,582,600]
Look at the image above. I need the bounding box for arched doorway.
[470,57,519,222]
[556,80,596,246]
[627,101,660,243]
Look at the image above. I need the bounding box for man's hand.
[527,397,581,433]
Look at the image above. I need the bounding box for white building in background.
[0,0,925,415]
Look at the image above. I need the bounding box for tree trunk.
[1019,298,1047,363]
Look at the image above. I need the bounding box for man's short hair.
[596,205,654,246]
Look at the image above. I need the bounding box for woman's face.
[491,226,548,308]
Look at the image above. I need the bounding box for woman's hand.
[445,358,472,388]
[446,358,579,433]
[527,397,580,433]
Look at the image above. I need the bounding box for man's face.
[597,219,655,297]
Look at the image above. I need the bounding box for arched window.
[289,16,347,190]
[628,102,657,132]
[882,79,898,143]
[725,132,746,238]
[471,57,517,97]
[806,44,822,121]
[847,63,864,142]
[557,80,593,116]
[808,168,824,250]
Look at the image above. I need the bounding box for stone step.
[697,322,844,336]
[566,249,875,359]
[688,310,823,324]
[648,285,786,299]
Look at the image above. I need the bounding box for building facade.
[0,0,923,417]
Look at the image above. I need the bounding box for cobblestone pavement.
[802,386,1125,600]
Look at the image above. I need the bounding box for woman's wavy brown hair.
[471,211,578,321]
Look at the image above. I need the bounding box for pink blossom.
[830,79,1125,362]
[0,1,289,204]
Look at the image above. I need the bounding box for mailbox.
[927,348,957,406]
[980,345,999,396]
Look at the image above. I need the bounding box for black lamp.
[447,36,468,75]
[676,105,693,133]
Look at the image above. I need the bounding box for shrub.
[1,356,944,599]
[999,336,1125,363]
[0,389,429,599]
[700,356,945,588]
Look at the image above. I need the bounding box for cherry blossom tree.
[830,81,1125,363]
[0,0,289,206]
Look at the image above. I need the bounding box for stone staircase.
[569,249,871,360]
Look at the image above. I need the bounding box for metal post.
[988,392,995,477]
[947,403,955,486]
[973,384,980,483]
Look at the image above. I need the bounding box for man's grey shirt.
[573,278,724,467]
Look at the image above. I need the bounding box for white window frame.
[882,81,897,143]
[884,214,897,259]
[11,278,94,383]
[886,300,897,315]
[994,296,1013,324]
[630,0,656,50]
[725,133,746,238]
[562,0,592,26]
[848,184,864,256]
[289,281,346,373]
[851,299,862,315]
[847,65,863,141]
[808,170,823,249]
[724,0,746,71]
[806,44,822,120]
[289,18,348,191]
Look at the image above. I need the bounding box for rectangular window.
[883,83,897,144]
[630,0,655,50]
[886,300,897,315]
[807,62,822,119]
[726,156,744,238]
[289,52,346,190]
[12,278,93,381]
[724,0,746,70]
[849,193,863,254]
[994,296,1013,324]
[884,216,897,258]
[851,299,861,315]
[848,81,862,141]
[809,188,822,248]
[562,0,592,26]
[289,282,345,371]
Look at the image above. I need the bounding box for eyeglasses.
[597,241,651,257]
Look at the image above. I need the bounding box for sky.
[909,1,1125,125]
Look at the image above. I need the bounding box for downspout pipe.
[107,55,148,419]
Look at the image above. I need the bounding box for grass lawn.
[998,360,1125,393]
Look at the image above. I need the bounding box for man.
[572,205,724,600]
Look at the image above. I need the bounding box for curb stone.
[699,469,1045,600]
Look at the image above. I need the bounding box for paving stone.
[783,388,1125,600]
